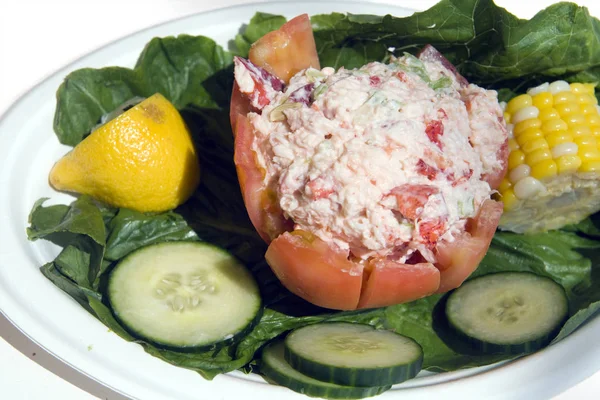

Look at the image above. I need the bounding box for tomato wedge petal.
[249,14,320,83]
[233,114,291,242]
[265,231,363,310]
[230,82,251,134]
[435,200,503,293]
[357,259,440,309]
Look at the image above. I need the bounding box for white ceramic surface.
[1,1,600,399]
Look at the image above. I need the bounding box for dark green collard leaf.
[53,245,92,287]
[29,197,199,287]
[104,208,198,261]
[310,0,600,92]
[53,68,141,146]
[40,263,101,314]
[136,35,233,110]
[564,214,600,238]
[233,12,287,56]
[464,3,600,84]
[28,196,106,288]
[54,35,233,146]
[554,301,600,342]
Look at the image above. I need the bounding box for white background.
[0,0,598,398]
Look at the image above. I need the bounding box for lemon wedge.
[49,93,200,212]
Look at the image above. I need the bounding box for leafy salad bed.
[27,0,600,382]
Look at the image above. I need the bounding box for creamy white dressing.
[241,55,506,262]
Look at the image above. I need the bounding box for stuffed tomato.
[231,15,508,310]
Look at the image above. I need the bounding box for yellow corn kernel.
[579,145,600,162]
[499,178,512,193]
[545,131,573,147]
[504,112,511,124]
[516,128,543,146]
[501,189,518,211]
[570,83,588,93]
[555,103,579,117]
[579,161,600,172]
[508,138,519,151]
[586,113,600,126]
[556,154,582,174]
[574,135,597,147]
[570,125,592,137]
[577,94,596,105]
[513,118,542,136]
[554,92,577,105]
[592,126,600,137]
[506,94,533,115]
[580,104,598,115]
[538,107,560,122]
[583,83,596,94]
[541,119,568,133]
[521,138,549,153]
[564,113,586,127]
[526,148,552,165]
[532,92,553,110]
[530,159,557,181]
[508,150,526,169]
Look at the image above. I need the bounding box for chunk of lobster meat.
[391,184,439,220]
[233,56,285,110]
[434,199,503,293]
[249,14,320,83]
[357,258,440,309]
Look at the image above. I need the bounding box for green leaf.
[310,0,600,95]
[54,35,233,146]
[104,208,198,261]
[28,196,106,288]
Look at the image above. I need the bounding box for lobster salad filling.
[234,48,507,264]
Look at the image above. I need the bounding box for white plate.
[1,1,600,399]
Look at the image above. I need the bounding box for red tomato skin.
[265,231,363,310]
[357,259,440,309]
[249,14,320,83]
[233,114,291,243]
[230,82,251,134]
[434,200,503,293]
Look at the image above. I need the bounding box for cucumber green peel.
[284,323,423,387]
[108,241,262,351]
[445,272,569,354]
[261,340,391,399]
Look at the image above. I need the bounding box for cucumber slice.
[107,241,261,350]
[261,340,391,399]
[445,271,568,354]
[284,322,423,387]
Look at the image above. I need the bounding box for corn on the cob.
[498,80,600,233]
